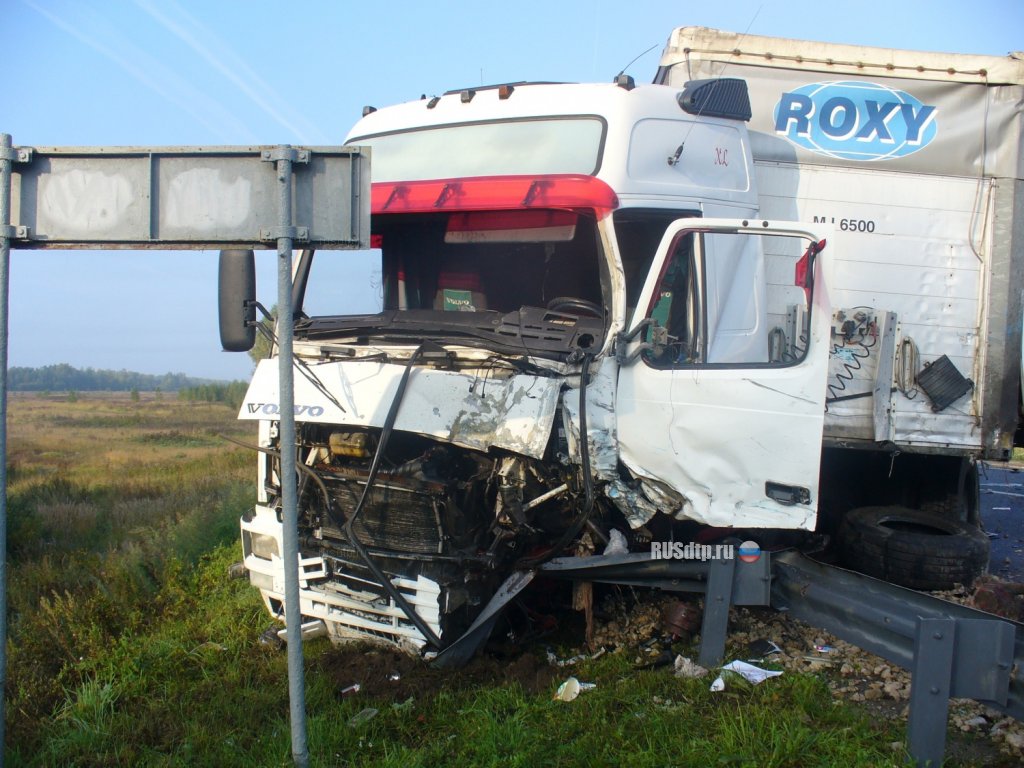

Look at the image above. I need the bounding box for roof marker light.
[371,174,619,215]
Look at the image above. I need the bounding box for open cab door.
[616,218,831,530]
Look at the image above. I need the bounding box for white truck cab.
[229,76,830,651]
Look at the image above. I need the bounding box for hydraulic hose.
[518,352,596,568]
[221,344,444,651]
[339,346,445,650]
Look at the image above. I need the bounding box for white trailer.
[655,28,1024,586]
[657,27,1024,458]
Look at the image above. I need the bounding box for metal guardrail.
[491,549,1024,767]
[432,551,774,669]
[772,550,1022,767]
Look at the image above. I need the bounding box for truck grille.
[319,469,447,555]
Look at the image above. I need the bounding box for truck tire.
[839,506,989,591]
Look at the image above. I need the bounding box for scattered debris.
[661,599,701,638]
[591,597,661,649]
[602,529,629,556]
[673,655,709,679]
[227,561,248,580]
[545,647,606,667]
[721,660,784,685]
[746,638,782,658]
[348,708,379,727]
[801,655,840,665]
[553,676,596,702]
[258,625,284,650]
[637,649,675,670]
[341,683,361,697]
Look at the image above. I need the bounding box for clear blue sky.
[4,0,1022,381]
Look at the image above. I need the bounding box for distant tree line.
[177,381,248,410]
[7,364,225,393]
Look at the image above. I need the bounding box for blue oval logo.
[773,80,937,161]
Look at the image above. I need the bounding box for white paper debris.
[721,660,784,684]
[603,529,629,556]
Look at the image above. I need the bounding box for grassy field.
[5,393,921,766]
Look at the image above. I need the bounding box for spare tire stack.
[839,506,989,591]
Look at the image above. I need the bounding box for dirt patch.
[315,643,558,704]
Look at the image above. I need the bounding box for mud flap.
[430,570,536,669]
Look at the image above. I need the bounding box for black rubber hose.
[517,353,596,568]
[339,346,445,650]
[220,345,444,651]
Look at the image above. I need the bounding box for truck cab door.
[615,218,831,530]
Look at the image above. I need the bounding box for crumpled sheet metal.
[240,358,561,459]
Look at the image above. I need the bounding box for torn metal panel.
[605,477,683,529]
[240,358,560,458]
[430,570,536,668]
[560,355,620,478]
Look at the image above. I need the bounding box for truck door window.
[613,209,699,314]
[645,232,699,365]
[644,231,812,369]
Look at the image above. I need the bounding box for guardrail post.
[698,556,736,668]
[907,617,955,767]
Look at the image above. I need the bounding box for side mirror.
[218,249,256,352]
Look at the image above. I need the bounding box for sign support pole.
[0,132,12,768]
[271,146,309,767]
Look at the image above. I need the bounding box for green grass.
[13,584,907,767]
[295,657,903,768]
[5,393,912,766]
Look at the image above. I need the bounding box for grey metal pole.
[0,133,14,768]
[273,146,309,767]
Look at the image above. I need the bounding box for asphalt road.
[980,462,1024,582]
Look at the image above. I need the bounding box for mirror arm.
[615,319,669,365]
[246,299,275,325]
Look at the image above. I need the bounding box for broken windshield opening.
[295,209,608,359]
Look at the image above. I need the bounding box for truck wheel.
[839,506,989,591]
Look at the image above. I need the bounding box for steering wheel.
[545,296,605,318]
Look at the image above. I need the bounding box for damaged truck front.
[222,80,831,654]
